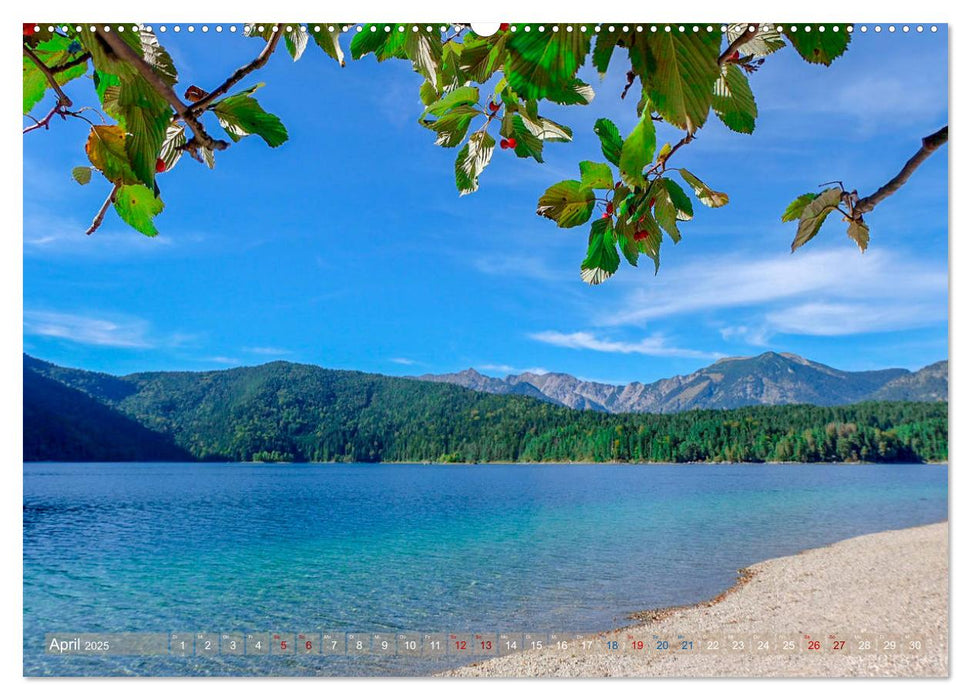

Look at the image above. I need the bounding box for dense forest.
[25,355,947,464]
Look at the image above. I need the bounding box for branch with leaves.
[784,125,948,254]
[23,21,943,283]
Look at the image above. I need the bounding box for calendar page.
[21,15,949,680]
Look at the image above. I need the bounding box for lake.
[23,462,948,676]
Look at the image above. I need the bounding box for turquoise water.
[24,462,947,676]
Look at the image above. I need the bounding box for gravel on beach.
[441,522,949,678]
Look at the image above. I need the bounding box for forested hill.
[24,355,947,464]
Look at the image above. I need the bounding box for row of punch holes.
[32,24,940,35]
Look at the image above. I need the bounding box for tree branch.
[718,23,760,66]
[93,27,228,153]
[50,52,91,74]
[85,184,120,235]
[853,125,948,216]
[23,44,73,107]
[187,26,284,114]
[23,103,61,134]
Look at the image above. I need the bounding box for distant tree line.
[25,357,947,464]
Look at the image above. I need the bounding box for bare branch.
[853,126,948,216]
[187,26,284,114]
[85,184,120,235]
[23,44,73,107]
[23,104,61,134]
[718,23,760,66]
[93,28,228,153]
[50,52,91,74]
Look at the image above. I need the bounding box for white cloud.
[529,331,723,360]
[478,363,550,375]
[24,310,153,348]
[765,301,946,337]
[390,357,419,366]
[473,254,567,282]
[719,324,772,347]
[206,356,241,365]
[603,248,947,337]
[244,346,292,356]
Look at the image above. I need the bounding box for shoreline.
[442,522,949,678]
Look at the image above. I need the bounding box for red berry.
[602,213,611,219]
[155,158,166,173]
[729,50,740,62]
[605,203,614,215]
[634,230,649,241]
[499,23,510,31]
[488,100,500,113]
[499,139,509,150]
[23,24,36,36]
[649,198,656,208]
[506,137,517,149]
[615,181,623,189]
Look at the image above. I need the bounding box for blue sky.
[23,26,948,384]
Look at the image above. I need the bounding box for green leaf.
[310,24,346,66]
[426,105,479,147]
[85,125,139,186]
[22,59,48,114]
[543,78,595,105]
[282,27,310,61]
[679,168,729,207]
[619,105,657,188]
[503,114,543,163]
[537,180,595,228]
[113,183,164,237]
[71,167,92,185]
[438,41,463,93]
[663,178,694,220]
[781,192,819,223]
[783,25,851,66]
[212,83,288,147]
[593,118,623,167]
[22,35,89,114]
[350,24,406,60]
[638,227,664,273]
[579,161,614,190]
[526,116,573,142]
[504,26,590,102]
[158,123,186,172]
[791,187,842,251]
[454,129,496,195]
[405,28,443,85]
[639,30,721,132]
[618,232,640,267]
[581,217,620,284]
[712,64,757,134]
[459,33,507,82]
[726,24,786,57]
[653,185,681,242]
[423,86,479,118]
[117,73,172,187]
[592,28,625,75]
[135,30,178,85]
[419,80,439,106]
[847,219,870,252]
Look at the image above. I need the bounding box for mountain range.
[417,352,947,413]
[23,352,948,463]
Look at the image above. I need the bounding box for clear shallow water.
[24,462,947,676]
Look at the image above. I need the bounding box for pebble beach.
[443,522,949,678]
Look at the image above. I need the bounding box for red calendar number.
[455,640,467,650]
[808,640,821,651]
